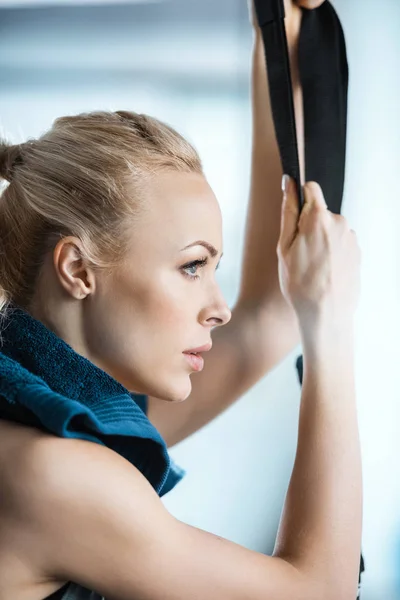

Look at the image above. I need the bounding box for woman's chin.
[162,376,193,403]
[126,369,193,403]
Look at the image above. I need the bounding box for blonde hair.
[0,110,203,319]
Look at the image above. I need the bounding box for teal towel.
[0,305,184,496]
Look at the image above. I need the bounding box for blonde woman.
[0,1,362,599]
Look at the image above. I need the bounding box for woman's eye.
[181,257,208,280]
[186,264,199,276]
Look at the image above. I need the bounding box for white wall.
[0,1,399,598]
[332,1,400,597]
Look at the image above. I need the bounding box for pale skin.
[0,1,363,599]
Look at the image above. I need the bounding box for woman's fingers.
[278,175,300,253]
[295,0,326,8]
[302,181,327,213]
[298,181,328,230]
[279,178,330,255]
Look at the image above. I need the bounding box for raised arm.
[239,0,305,304]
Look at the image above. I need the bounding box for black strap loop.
[253,0,348,213]
[254,0,304,207]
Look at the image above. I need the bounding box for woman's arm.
[17,316,361,600]
[239,0,304,305]
[147,2,304,447]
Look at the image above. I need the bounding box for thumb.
[279,175,300,253]
[302,181,328,214]
[297,181,328,230]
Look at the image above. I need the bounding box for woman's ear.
[53,236,96,300]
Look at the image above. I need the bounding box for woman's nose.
[207,305,231,328]
[201,290,232,328]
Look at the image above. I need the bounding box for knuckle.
[304,180,320,194]
[308,207,327,228]
[334,213,346,225]
[336,214,351,233]
[311,202,326,214]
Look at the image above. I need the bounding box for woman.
[0,1,362,599]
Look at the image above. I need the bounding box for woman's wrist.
[300,315,356,364]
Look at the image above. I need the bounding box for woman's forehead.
[129,171,223,254]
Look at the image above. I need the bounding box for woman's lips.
[183,352,204,372]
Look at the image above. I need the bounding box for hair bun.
[0,141,23,183]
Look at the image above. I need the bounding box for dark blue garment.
[0,304,185,495]
[0,304,185,599]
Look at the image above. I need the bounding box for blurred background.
[0,0,399,598]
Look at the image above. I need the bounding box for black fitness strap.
[253,1,364,596]
[299,2,348,214]
[253,0,348,214]
[254,0,304,208]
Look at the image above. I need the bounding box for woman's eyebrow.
[181,241,223,259]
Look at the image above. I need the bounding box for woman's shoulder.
[0,420,70,599]
[0,419,144,599]
[0,419,100,540]
[3,423,166,596]
[0,419,137,509]
[0,417,157,540]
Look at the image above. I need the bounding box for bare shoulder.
[0,421,162,597]
[3,420,162,543]
[1,421,318,600]
[0,420,82,598]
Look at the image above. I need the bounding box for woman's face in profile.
[86,170,231,403]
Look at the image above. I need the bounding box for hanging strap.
[254,0,304,207]
[300,2,348,214]
[253,0,348,213]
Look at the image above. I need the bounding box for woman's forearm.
[274,321,363,598]
[238,33,283,305]
[238,18,304,308]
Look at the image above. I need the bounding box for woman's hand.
[248,0,326,29]
[278,177,361,337]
